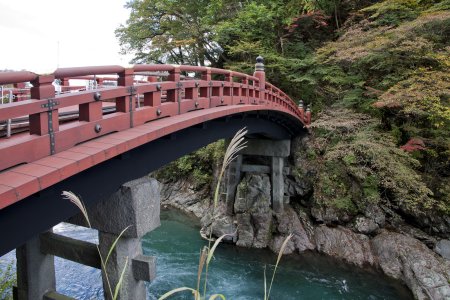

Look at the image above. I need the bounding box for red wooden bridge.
[0,57,309,256]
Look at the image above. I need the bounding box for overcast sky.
[0,0,133,73]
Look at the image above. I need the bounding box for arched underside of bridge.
[0,109,306,256]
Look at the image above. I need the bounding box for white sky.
[0,0,134,73]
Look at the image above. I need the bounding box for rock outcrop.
[372,232,450,300]
[314,225,375,267]
[160,180,208,218]
[234,174,272,248]
[270,207,315,254]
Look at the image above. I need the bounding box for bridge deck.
[0,63,310,219]
[0,104,297,209]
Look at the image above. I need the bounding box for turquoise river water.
[0,209,413,299]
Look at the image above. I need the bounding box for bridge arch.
[0,57,309,256]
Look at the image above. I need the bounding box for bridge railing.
[0,60,310,172]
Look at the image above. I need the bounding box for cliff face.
[156,108,450,299]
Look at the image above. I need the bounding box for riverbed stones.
[372,231,450,300]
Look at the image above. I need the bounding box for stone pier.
[225,138,291,215]
[14,177,160,300]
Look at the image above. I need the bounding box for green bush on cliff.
[293,2,449,221]
[308,109,448,222]
[154,140,225,190]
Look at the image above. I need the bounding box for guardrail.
[0,60,310,172]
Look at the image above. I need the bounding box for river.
[0,209,413,299]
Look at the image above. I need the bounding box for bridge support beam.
[225,154,243,215]
[80,176,160,300]
[271,156,284,213]
[14,177,160,300]
[224,138,290,214]
[15,233,57,300]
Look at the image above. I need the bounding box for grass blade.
[267,234,293,299]
[105,225,131,265]
[264,265,267,300]
[197,247,208,294]
[62,191,91,228]
[207,232,236,264]
[209,294,226,300]
[158,287,198,300]
[113,256,129,300]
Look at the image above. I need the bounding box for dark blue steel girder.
[0,110,306,256]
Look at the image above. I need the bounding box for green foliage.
[380,71,450,128]
[311,109,446,220]
[119,0,450,226]
[0,262,15,300]
[361,0,423,26]
[115,0,237,65]
[155,140,225,190]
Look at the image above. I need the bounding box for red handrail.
[0,63,309,172]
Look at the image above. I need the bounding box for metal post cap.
[255,56,264,72]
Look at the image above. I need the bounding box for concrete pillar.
[98,234,149,300]
[225,154,243,215]
[15,234,56,300]
[70,177,160,300]
[271,157,284,213]
[224,138,290,214]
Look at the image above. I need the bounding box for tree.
[116,0,242,66]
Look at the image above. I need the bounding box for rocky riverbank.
[159,176,450,300]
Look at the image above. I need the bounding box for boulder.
[269,235,296,255]
[311,206,352,224]
[234,174,271,213]
[234,174,272,248]
[372,231,450,300]
[354,216,379,234]
[314,225,375,267]
[435,239,450,260]
[364,204,385,227]
[275,207,315,252]
[284,176,312,199]
[160,180,207,218]
[235,213,254,247]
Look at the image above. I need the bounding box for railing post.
[117,68,134,113]
[167,67,181,112]
[298,100,304,120]
[201,68,212,106]
[253,56,266,104]
[224,72,232,105]
[29,75,57,137]
[305,104,312,125]
[240,77,248,104]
